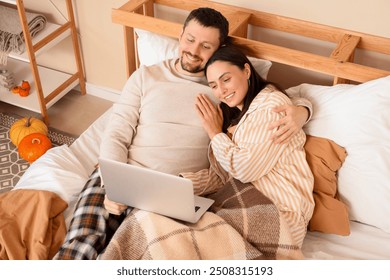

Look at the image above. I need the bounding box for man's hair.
[183,7,229,46]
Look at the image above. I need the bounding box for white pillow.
[135,29,272,79]
[248,56,272,80]
[136,29,178,66]
[14,145,89,227]
[286,76,390,232]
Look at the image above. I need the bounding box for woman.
[181,45,315,250]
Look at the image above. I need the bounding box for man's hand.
[104,195,128,215]
[195,94,223,139]
[268,105,309,144]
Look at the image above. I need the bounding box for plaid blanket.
[99,179,304,260]
[53,169,128,260]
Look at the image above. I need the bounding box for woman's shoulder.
[252,85,292,108]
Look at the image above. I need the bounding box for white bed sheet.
[303,222,390,259]
[15,106,390,260]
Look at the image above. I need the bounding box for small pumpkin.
[9,116,48,147]
[21,80,31,91]
[18,133,52,163]
[11,86,20,94]
[19,87,30,97]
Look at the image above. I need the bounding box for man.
[54,7,311,259]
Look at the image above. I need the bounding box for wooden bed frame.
[111,0,390,85]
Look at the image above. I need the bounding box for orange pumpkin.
[21,80,31,91]
[19,87,29,97]
[11,86,20,94]
[10,117,48,147]
[18,133,52,163]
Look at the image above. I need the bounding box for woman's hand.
[104,195,128,215]
[268,105,309,144]
[195,94,223,139]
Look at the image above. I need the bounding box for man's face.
[178,20,221,75]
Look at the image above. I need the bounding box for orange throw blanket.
[0,189,67,260]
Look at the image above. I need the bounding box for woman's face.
[206,61,251,110]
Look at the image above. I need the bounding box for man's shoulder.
[127,59,175,83]
[135,58,178,77]
[140,58,175,69]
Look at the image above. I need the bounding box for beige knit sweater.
[100,59,215,175]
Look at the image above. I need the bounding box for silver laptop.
[98,157,214,223]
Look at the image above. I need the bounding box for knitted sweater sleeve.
[99,71,142,163]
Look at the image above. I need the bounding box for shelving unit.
[0,0,86,124]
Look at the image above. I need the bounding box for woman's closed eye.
[208,82,217,89]
[223,77,231,83]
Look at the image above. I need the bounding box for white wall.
[27,0,390,95]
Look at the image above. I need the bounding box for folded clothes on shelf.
[0,5,47,65]
[0,69,15,89]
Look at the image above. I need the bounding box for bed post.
[330,34,361,84]
[113,0,155,78]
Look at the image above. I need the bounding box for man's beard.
[180,53,204,74]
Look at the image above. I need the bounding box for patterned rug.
[0,112,77,193]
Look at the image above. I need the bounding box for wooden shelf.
[0,58,77,112]
[8,22,71,62]
[1,0,16,4]
[0,0,86,123]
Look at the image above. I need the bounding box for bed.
[2,0,390,260]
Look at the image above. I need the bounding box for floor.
[0,89,113,136]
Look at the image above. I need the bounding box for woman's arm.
[180,156,229,196]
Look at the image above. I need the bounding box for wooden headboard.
[112,0,390,85]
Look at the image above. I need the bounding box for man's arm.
[99,72,142,162]
[99,71,144,215]
[268,97,312,144]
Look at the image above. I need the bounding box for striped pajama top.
[182,85,315,247]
